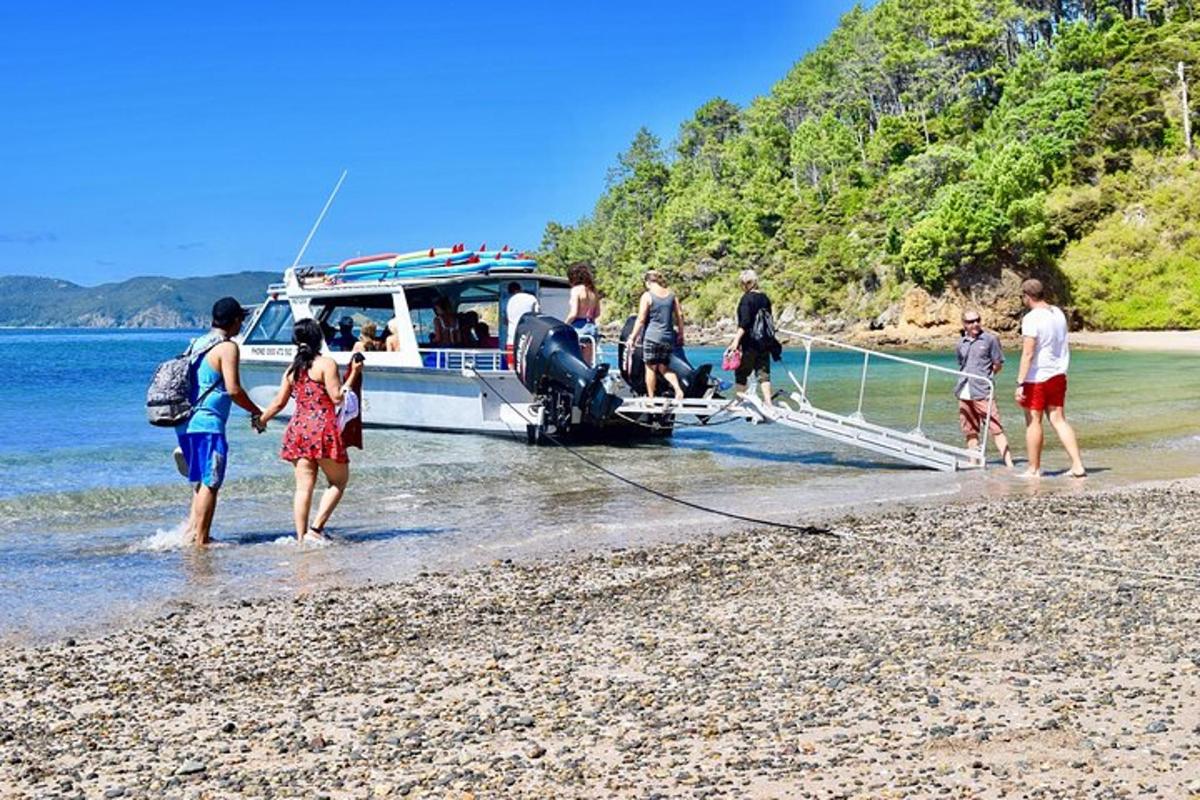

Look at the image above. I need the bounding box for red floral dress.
[280,369,349,463]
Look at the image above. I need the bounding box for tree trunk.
[1180,61,1194,156]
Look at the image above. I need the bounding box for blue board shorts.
[177,432,228,489]
[571,319,599,340]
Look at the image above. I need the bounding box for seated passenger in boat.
[432,297,462,346]
[459,311,482,346]
[353,322,384,353]
[328,316,357,351]
[384,318,401,352]
[474,320,495,348]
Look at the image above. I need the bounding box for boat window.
[310,294,397,351]
[411,307,435,344]
[243,300,294,344]
[403,282,502,348]
[456,282,501,347]
[539,285,570,320]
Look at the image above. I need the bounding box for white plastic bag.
[336,389,360,432]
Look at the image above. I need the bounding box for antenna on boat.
[290,169,348,269]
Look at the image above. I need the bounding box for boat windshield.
[244,300,294,344]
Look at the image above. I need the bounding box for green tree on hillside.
[541,0,1200,329]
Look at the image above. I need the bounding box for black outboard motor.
[515,314,622,438]
[617,315,714,398]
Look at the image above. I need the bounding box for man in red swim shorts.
[1014,279,1085,478]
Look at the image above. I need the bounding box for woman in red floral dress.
[259,318,363,542]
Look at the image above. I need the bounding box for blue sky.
[0,1,861,285]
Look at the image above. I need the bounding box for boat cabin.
[242,268,571,371]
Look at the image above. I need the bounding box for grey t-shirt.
[955,331,1003,400]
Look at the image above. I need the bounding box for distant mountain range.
[0,271,280,328]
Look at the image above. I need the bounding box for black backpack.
[145,337,226,427]
[752,307,783,361]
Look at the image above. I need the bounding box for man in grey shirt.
[955,309,1014,467]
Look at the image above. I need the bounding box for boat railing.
[418,348,506,372]
[578,334,600,368]
[779,329,996,467]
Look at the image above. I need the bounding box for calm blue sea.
[1,328,1198,643]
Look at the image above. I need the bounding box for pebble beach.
[3,482,1200,799]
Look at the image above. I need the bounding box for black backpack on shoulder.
[752,307,783,361]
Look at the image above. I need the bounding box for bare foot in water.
[1017,469,1042,479]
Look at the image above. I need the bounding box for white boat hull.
[240,352,539,436]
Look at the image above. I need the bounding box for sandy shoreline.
[1067,330,1200,352]
[3,483,1200,799]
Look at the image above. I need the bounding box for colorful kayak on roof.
[311,243,536,284]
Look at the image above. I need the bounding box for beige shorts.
[958,398,1003,437]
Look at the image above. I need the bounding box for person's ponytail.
[288,318,324,380]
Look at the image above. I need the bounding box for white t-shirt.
[505,292,539,346]
[1021,305,1069,383]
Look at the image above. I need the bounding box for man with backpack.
[174,297,265,545]
[725,269,781,406]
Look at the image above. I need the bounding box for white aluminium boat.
[238,252,572,436]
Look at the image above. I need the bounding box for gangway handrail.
[778,328,996,469]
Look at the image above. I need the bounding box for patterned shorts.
[643,340,674,366]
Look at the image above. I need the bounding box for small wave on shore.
[138,519,191,551]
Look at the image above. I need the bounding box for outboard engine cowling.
[618,315,714,398]
[515,314,622,435]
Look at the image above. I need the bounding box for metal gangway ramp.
[615,331,995,472]
[754,330,994,471]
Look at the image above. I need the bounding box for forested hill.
[0,272,278,328]
[540,1,1200,334]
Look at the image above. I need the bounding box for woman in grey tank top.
[626,270,686,400]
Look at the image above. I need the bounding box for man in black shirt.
[725,269,776,405]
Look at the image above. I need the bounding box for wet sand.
[2,482,1200,799]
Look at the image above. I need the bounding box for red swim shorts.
[1019,373,1067,411]
[958,398,1003,437]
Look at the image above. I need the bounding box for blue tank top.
[182,333,231,434]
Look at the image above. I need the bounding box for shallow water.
[1,328,1197,642]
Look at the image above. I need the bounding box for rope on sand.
[468,367,1200,586]
[467,367,833,538]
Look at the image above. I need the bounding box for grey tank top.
[644,291,676,344]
